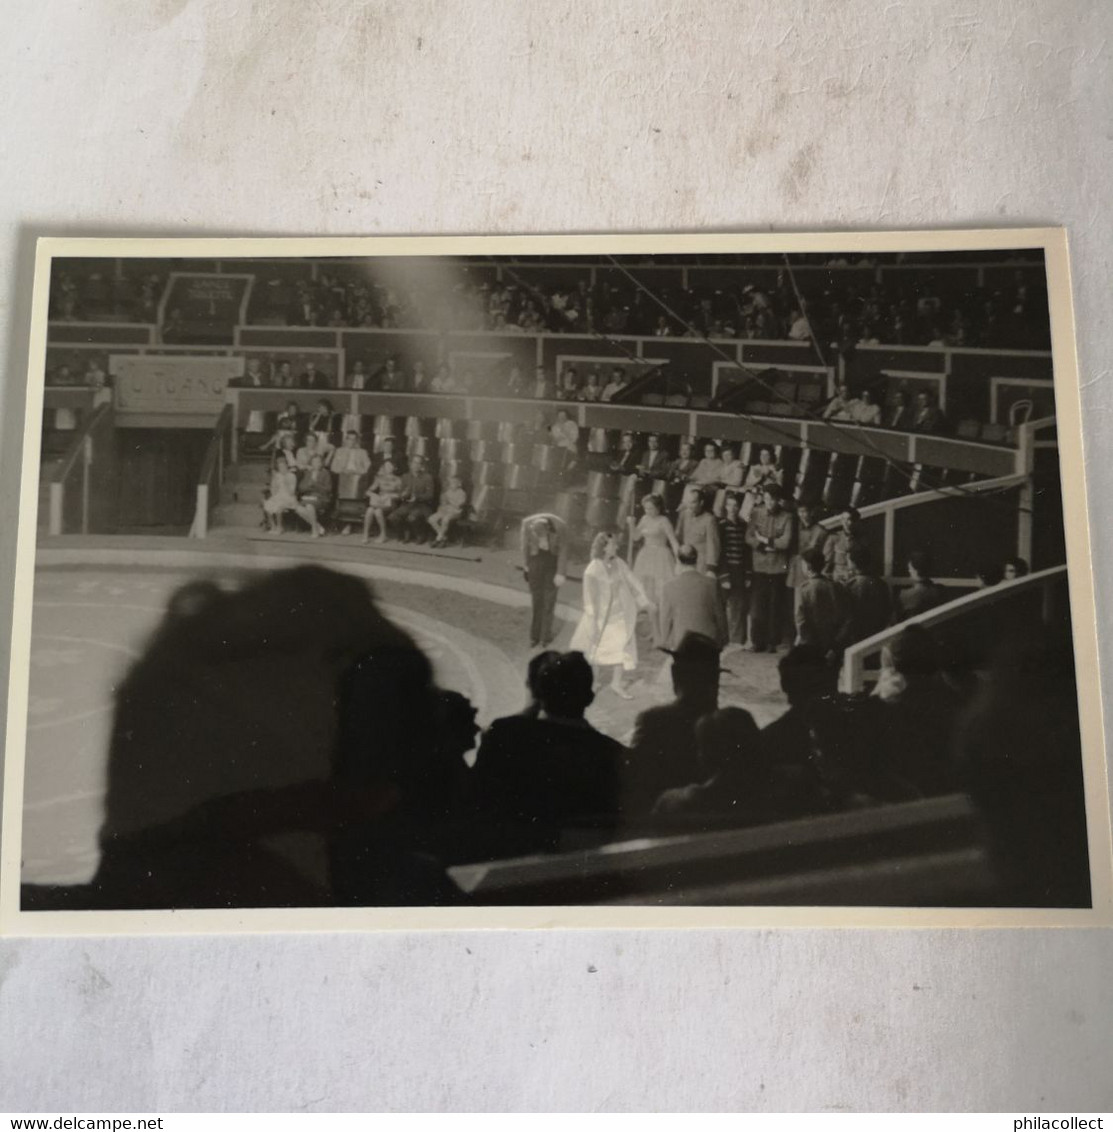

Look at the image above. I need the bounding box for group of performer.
[520,478,879,698]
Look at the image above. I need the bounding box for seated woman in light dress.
[568,530,653,699]
[361,458,403,544]
[629,494,680,645]
[263,453,321,535]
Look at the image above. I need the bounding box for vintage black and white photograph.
[2,231,1108,931]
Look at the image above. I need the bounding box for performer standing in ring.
[521,513,568,648]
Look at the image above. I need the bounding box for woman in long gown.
[629,494,679,645]
[569,530,652,699]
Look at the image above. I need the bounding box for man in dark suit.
[659,545,728,651]
[636,433,670,478]
[299,360,331,390]
[843,543,893,643]
[910,390,943,433]
[626,632,724,814]
[794,547,852,661]
[472,651,624,857]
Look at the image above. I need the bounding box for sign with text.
[110,354,242,417]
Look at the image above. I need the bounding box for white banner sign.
[110,354,242,416]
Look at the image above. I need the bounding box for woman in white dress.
[629,494,679,645]
[569,530,652,699]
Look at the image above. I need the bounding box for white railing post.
[840,647,864,694]
[49,482,63,536]
[80,436,93,535]
[883,509,895,578]
[190,484,209,539]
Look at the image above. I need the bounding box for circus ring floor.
[21,535,787,886]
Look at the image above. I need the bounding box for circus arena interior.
[18,248,1093,911]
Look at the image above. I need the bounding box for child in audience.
[362,458,403,544]
[428,477,468,548]
[262,453,303,532]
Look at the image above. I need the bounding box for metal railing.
[47,404,115,536]
[822,470,1034,580]
[839,564,1068,693]
[189,404,234,539]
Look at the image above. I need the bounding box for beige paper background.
[1,0,1111,1111]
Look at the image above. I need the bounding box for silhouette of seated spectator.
[75,566,466,910]
[954,626,1091,908]
[870,624,962,798]
[843,543,893,644]
[472,651,624,857]
[759,644,838,810]
[652,707,792,828]
[625,632,724,813]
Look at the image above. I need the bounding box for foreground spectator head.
[802,546,827,577]
[695,707,763,781]
[95,566,431,908]
[432,689,480,759]
[847,542,876,576]
[526,649,561,704]
[663,631,724,702]
[1004,556,1030,581]
[977,561,1005,588]
[677,544,699,568]
[778,644,837,706]
[907,550,932,581]
[535,651,595,719]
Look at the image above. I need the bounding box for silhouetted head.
[695,707,763,781]
[535,651,595,719]
[1004,557,1030,581]
[778,644,837,706]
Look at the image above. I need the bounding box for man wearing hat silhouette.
[626,631,726,813]
[659,544,728,652]
[745,484,796,652]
